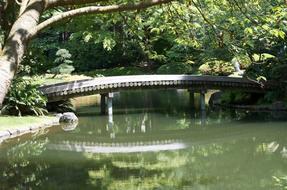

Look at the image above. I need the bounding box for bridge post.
[200,89,207,125]
[100,93,107,115]
[189,90,195,109]
[200,89,206,111]
[107,93,114,120]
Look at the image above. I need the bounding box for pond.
[0,89,287,190]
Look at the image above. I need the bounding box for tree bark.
[0,0,45,108]
[46,0,106,8]
[0,59,14,108]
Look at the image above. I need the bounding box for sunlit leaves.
[269,29,285,39]
[103,37,116,51]
[83,32,93,43]
[273,176,287,189]
[244,27,253,35]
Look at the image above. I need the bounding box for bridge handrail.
[39,75,261,93]
[39,75,276,102]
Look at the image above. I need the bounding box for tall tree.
[0,0,173,107]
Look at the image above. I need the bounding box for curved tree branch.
[46,0,108,9]
[30,0,172,38]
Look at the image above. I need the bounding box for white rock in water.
[61,122,78,131]
[59,112,78,123]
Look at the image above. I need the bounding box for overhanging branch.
[29,0,172,38]
[46,0,108,9]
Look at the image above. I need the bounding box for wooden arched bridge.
[39,75,272,101]
[39,75,274,113]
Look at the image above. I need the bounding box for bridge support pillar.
[200,89,207,125]
[107,93,114,124]
[200,89,206,111]
[189,90,195,109]
[100,93,107,115]
[100,93,114,117]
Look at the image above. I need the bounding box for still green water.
[1,90,287,190]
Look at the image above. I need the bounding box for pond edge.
[0,117,60,142]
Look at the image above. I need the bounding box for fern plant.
[1,78,48,116]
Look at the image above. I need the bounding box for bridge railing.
[39,75,275,102]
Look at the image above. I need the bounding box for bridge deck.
[39,75,270,102]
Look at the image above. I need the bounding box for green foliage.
[50,49,75,76]
[199,48,233,63]
[273,176,287,189]
[271,64,287,81]
[220,91,253,105]
[2,78,48,116]
[50,63,75,75]
[260,91,282,104]
[19,0,287,100]
[166,45,196,64]
[69,41,146,72]
[234,55,252,69]
[84,67,146,77]
[47,100,75,113]
[157,63,193,74]
[244,59,287,104]
[199,60,234,76]
[54,49,73,65]
[244,58,279,81]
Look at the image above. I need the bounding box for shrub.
[156,63,193,74]
[166,45,193,63]
[50,49,75,76]
[54,49,73,64]
[47,100,75,113]
[220,91,253,105]
[84,67,145,77]
[198,60,234,76]
[198,47,233,62]
[50,63,75,76]
[236,54,252,69]
[1,78,48,116]
[270,64,287,81]
[244,58,279,81]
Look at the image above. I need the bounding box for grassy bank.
[0,116,56,130]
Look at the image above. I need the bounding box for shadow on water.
[1,89,287,190]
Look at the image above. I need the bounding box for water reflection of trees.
[0,130,50,189]
[1,129,287,189]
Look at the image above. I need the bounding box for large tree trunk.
[0,0,44,108]
[0,58,15,108]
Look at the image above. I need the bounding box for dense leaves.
[1,78,48,116]
[17,0,285,77]
[1,0,287,105]
[50,49,75,76]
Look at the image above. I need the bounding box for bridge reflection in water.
[48,140,187,153]
[50,107,245,155]
[100,91,207,127]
